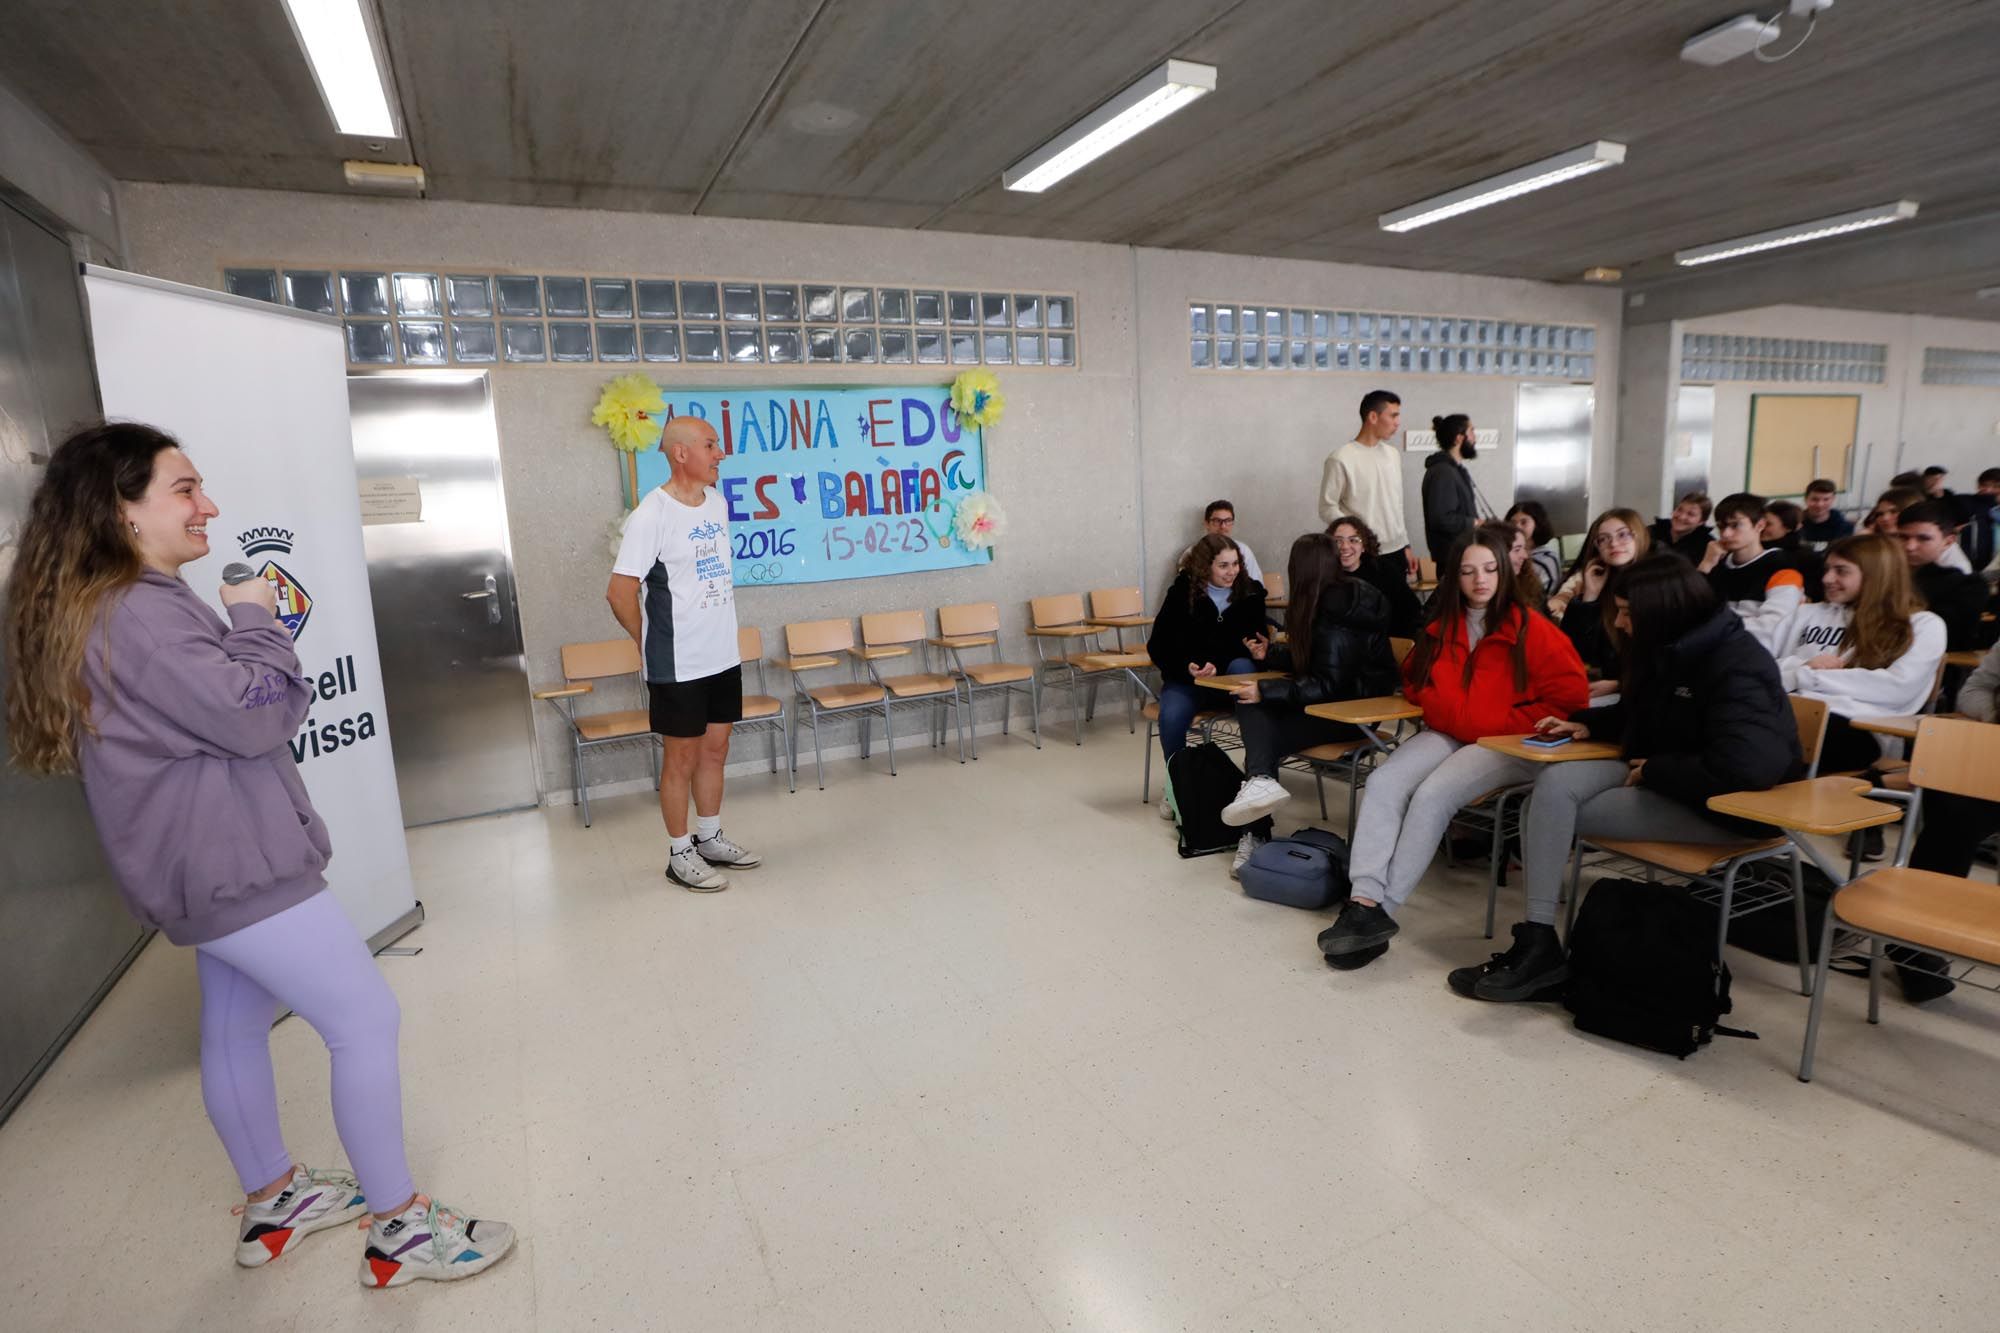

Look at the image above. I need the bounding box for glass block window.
[1922,347,2000,386]
[1189,300,1593,380]
[237,265,1080,369]
[1681,333,1886,385]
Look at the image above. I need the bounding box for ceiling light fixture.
[1378,141,1627,234]
[1673,199,1919,266]
[281,0,399,138]
[1002,59,1216,193]
[1580,266,1623,283]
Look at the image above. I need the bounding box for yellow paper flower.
[591,373,666,452]
[952,491,1006,550]
[950,369,1005,430]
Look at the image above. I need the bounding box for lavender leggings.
[195,890,414,1210]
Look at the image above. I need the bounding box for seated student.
[1146,534,1268,786]
[1908,640,2000,878]
[1798,478,1854,550]
[1898,499,1997,651]
[1697,492,1806,654]
[1890,470,1923,491]
[1761,499,1824,599]
[1648,491,1714,564]
[1219,534,1402,869]
[1183,499,1263,582]
[1446,556,1804,1001]
[1550,509,1649,693]
[1485,519,1545,609]
[1507,500,1563,594]
[1775,533,1946,771]
[1775,533,1946,861]
[1865,486,1923,537]
[1315,528,1589,967]
[1326,515,1423,638]
[1963,466,2000,575]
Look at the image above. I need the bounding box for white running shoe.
[694,831,761,867]
[1230,830,1267,881]
[360,1194,515,1289]
[235,1165,368,1267]
[1221,775,1289,827]
[1157,796,1176,821]
[667,845,729,892]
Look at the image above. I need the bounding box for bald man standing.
[608,416,760,890]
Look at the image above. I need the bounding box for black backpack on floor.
[1165,743,1272,858]
[1564,878,1755,1058]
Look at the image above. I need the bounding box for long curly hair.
[1825,533,1918,670]
[4,423,178,774]
[1181,532,1244,610]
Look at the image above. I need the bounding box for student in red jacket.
[1317,528,1589,966]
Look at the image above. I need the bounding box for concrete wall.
[118,182,1622,801]
[1679,304,2000,504]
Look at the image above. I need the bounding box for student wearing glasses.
[1325,515,1423,638]
[1182,499,1263,583]
[1548,508,1650,695]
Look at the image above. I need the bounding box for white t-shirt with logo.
[613,485,740,683]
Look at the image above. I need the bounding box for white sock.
[671,834,694,854]
[694,814,721,841]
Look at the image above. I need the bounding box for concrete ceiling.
[5,0,1997,318]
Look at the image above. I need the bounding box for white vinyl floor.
[5,717,1999,1332]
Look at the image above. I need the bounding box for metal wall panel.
[347,371,539,826]
[0,202,146,1124]
[1673,385,1715,501]
[1512,382,1595,537]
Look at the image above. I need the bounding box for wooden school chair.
[1086,586,1154,651]
[1565,696,1831,995]
[1796,717,2000,1081]
[781,618,891,790]
[1027,592,1140,744]
[857,610,968,766]
[1264,569,1287,611]
[734,626,793,794]
[532,638,660,827]
[933,601,1039,756]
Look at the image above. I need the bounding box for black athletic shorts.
[648,665,744,738]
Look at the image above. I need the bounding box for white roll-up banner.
[82,267,420,948]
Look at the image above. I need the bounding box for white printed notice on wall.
[358,476,423,525]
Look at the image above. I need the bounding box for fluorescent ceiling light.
[281,0,399,138]
[1674,200,1919,266]
[1378,141,1626,233]
[1003,59,1215,193]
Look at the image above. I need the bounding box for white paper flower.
[952,491,1006,550]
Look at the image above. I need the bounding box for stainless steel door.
[1673,385,1715,501]
[1512,383,1596,537]
[347,371,539,826]
[0,201,147,1123]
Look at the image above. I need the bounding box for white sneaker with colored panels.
[360,1194,516,1288]
[234,1165,368,1267]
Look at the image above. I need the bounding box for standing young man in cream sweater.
[1319,389,1417,583]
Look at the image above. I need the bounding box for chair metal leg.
[1867,938,1884,1023]
[1031,676,1043,749]
[953,693,967,762]
[884,703,898,776]
[574,733,591,828]
[1788,852,1812,996]
[1142,723,1155,803]
[810,704,826,790]
[783,712,796,794]
[1315,769,1327,820]
[1798,910,1841,1081]
[1485,794,1509,941]
[1714,863,1738,984]
[861,713,872,760]
[1564,842,1588,935]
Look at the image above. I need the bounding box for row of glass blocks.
[1682,359,1885,384]
[223,267,1080,368]
[342,320,1078,368]
[1684,333,1886,363]
[1191,305,1595,354]
[1194,337,1593,378]
[1921,348,2000,386]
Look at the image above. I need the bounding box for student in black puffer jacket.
[1219,534,1401,868]
[1146,533,1269,766]
[1447,554,1805,1004]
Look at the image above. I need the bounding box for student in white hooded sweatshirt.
[1772,532,1945,778]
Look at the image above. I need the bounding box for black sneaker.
[1317,900,1399,957]
[1454,922,1570,1002]
[1323,943,1389,972]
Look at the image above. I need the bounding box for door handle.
[463,575,501,624]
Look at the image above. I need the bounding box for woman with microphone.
[3,423,512,1289]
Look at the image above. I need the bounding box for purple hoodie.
[77,570,332,945]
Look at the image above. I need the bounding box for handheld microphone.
[221,562,259,585]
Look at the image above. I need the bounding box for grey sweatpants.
[1347,731,1536,914]
[1518,759,1753,925]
